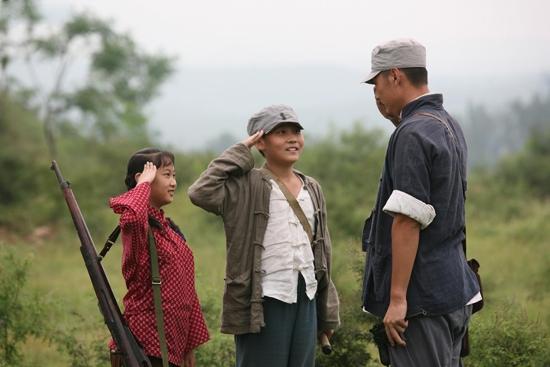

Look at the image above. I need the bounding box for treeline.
[462,83,550,168]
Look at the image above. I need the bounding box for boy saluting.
[188,104,340,367]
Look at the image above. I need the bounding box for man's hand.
[183,350,195,367]
[135,161,157,185]
[383,298,408,347]
[241,130,264,148]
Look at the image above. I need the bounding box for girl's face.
[150,163,177,209]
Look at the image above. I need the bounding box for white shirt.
[260,179,318,303]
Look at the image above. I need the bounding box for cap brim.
[264,120,304,134]
[363,70,381,84]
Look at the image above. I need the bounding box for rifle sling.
[98,226,121,261]
[261,168,313,243]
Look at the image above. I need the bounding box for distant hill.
[148,65,549,151]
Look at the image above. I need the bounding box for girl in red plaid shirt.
[110,148,209,367]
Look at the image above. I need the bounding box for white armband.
[383,190,436,229]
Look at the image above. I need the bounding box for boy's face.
[256,123,304,166]
[150,163,177,208]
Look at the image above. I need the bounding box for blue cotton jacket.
[362,94,480,318]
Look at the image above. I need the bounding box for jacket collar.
[259,165,312,187]
[401,93,444,120]
[148,205,165,224]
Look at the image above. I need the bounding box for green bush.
[0,246,50,367]
[467,304,550,367]
[0,93,61,232]
[315,310,374,367]
[49,315,111,367]
[496,129,550,199]
[194,288,236,366]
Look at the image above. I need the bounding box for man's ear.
[390,68,401,84]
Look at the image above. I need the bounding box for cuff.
[382,190,435,229]
[227,143,255,172]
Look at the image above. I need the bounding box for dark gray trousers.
[389,305,472,367]
[235,276,317,367]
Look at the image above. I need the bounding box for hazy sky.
[42,0,550,148]
[47,0,550,74]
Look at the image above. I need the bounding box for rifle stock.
[51,160,151,367]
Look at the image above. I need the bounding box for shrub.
[0,247,50,366]
[467,303,550,367]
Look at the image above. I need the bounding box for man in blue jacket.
[361,38,481,367]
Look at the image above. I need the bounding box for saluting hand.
[136,161,157,185]
[241,130,264,148]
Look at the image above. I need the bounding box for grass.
[467,197,550,325]
[2,185,549,366]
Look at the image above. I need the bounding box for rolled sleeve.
[383,189,435,229]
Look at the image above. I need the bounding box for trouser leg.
[235,297,294,367]
[235,275,316,367]
[288,275,316,367]
[389,305,472,367]
[450,305,472,367]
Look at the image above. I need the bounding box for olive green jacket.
[188,143,340,335]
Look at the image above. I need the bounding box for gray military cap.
[247,104,304,135]
[364,38,426,84]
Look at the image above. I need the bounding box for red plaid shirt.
[109,182,209,365]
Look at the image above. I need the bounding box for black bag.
[467,258,484,314]
[460,228,484,358]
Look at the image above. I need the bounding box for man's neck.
[401,86,430,109]
[397,85,430,118]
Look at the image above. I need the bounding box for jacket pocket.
[223,271,252,310]
[313,237,327,271]
[372,253,390,302]
[362,211,374,252]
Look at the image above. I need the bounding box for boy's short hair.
[247,104,303,136]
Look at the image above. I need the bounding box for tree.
[0,0,174,158]
[463,81,550,168]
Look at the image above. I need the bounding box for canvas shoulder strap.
[99,219,169,367]
[261,168,313,243]
[415,111,467,255]
[147,228,169,367]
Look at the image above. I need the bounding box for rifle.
[51,160,151,367]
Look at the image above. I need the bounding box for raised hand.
[136,161,157,185]
[241,130,264,148]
